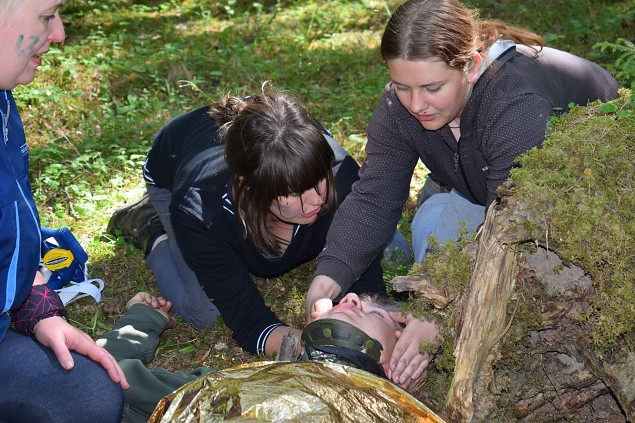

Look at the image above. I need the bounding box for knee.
[178,304,220,330]
[72,355,125,422]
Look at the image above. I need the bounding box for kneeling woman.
[110,89,406,357]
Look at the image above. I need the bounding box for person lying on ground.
[97,291,439,422]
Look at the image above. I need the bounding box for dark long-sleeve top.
[143,105,383,355]
[316,45,620,292]
[0,90,42,342]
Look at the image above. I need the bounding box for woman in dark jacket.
[307,0,620,389]
[110,89,412,358]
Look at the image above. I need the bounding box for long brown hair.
[209,88,335,255]
[381,0,544,71]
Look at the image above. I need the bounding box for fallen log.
[444,202,518,422]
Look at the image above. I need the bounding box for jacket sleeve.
[315,88,419,292]
[170,208,283,355]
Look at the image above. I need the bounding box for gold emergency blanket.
[149,361,446,422]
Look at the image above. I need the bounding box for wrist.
[11,284,67,335]
[308,275,341,300]
[265,326,302,357]
[33,315,67,335]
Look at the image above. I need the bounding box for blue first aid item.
[41,227,89,290]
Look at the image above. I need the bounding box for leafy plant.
[594,38,635,90]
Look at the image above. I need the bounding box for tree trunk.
[444,203,518,422]
[393,195,633,422]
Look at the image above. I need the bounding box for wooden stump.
[444,202,518,422]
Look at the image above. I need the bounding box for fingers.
[138,292,159,308]
[314,298,333,314]
[406,353,432,383]
[51,321,129,389]
[306,276,341,321]
[388,311,410,324]
[136,292,172,313]
[399,369,428,391]
[390,336,432,388]
[310,298,333,320]
[93,348,130,389]
[388,316,439,391]
[76,336,129,389]
[390,351,432,391]
[33,317,77,370]
[33,317,129,389]
[47,335,76,371]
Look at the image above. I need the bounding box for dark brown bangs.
[251,124,335,205]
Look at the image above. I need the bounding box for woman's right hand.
[306,275,341,322]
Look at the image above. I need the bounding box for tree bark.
[444,203,518,422]
[394,187,632,422]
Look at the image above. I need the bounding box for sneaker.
[107,194,166,255]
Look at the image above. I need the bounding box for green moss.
[510,89,635,350]
[402,231,475,405]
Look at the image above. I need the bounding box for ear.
[466,52,482,84]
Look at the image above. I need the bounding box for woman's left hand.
[34,316,129,389]
[387,313,438,391]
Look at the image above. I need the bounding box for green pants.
[97,304,217,423]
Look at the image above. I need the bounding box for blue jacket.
[0,90,41,342]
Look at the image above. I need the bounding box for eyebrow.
[393,80,442,88]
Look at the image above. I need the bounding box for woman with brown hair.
[109,88,413,359]
[308,0,619,390]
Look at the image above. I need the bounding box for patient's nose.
[340,293,361,309]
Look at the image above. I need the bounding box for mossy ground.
[511,89,635,350]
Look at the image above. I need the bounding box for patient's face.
[313,293,400,365]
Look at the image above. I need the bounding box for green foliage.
[18,0,633,228]
[594,38,635,90]
[510,90,635,350]
[425,235,474,296]
[464,0,635,63]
